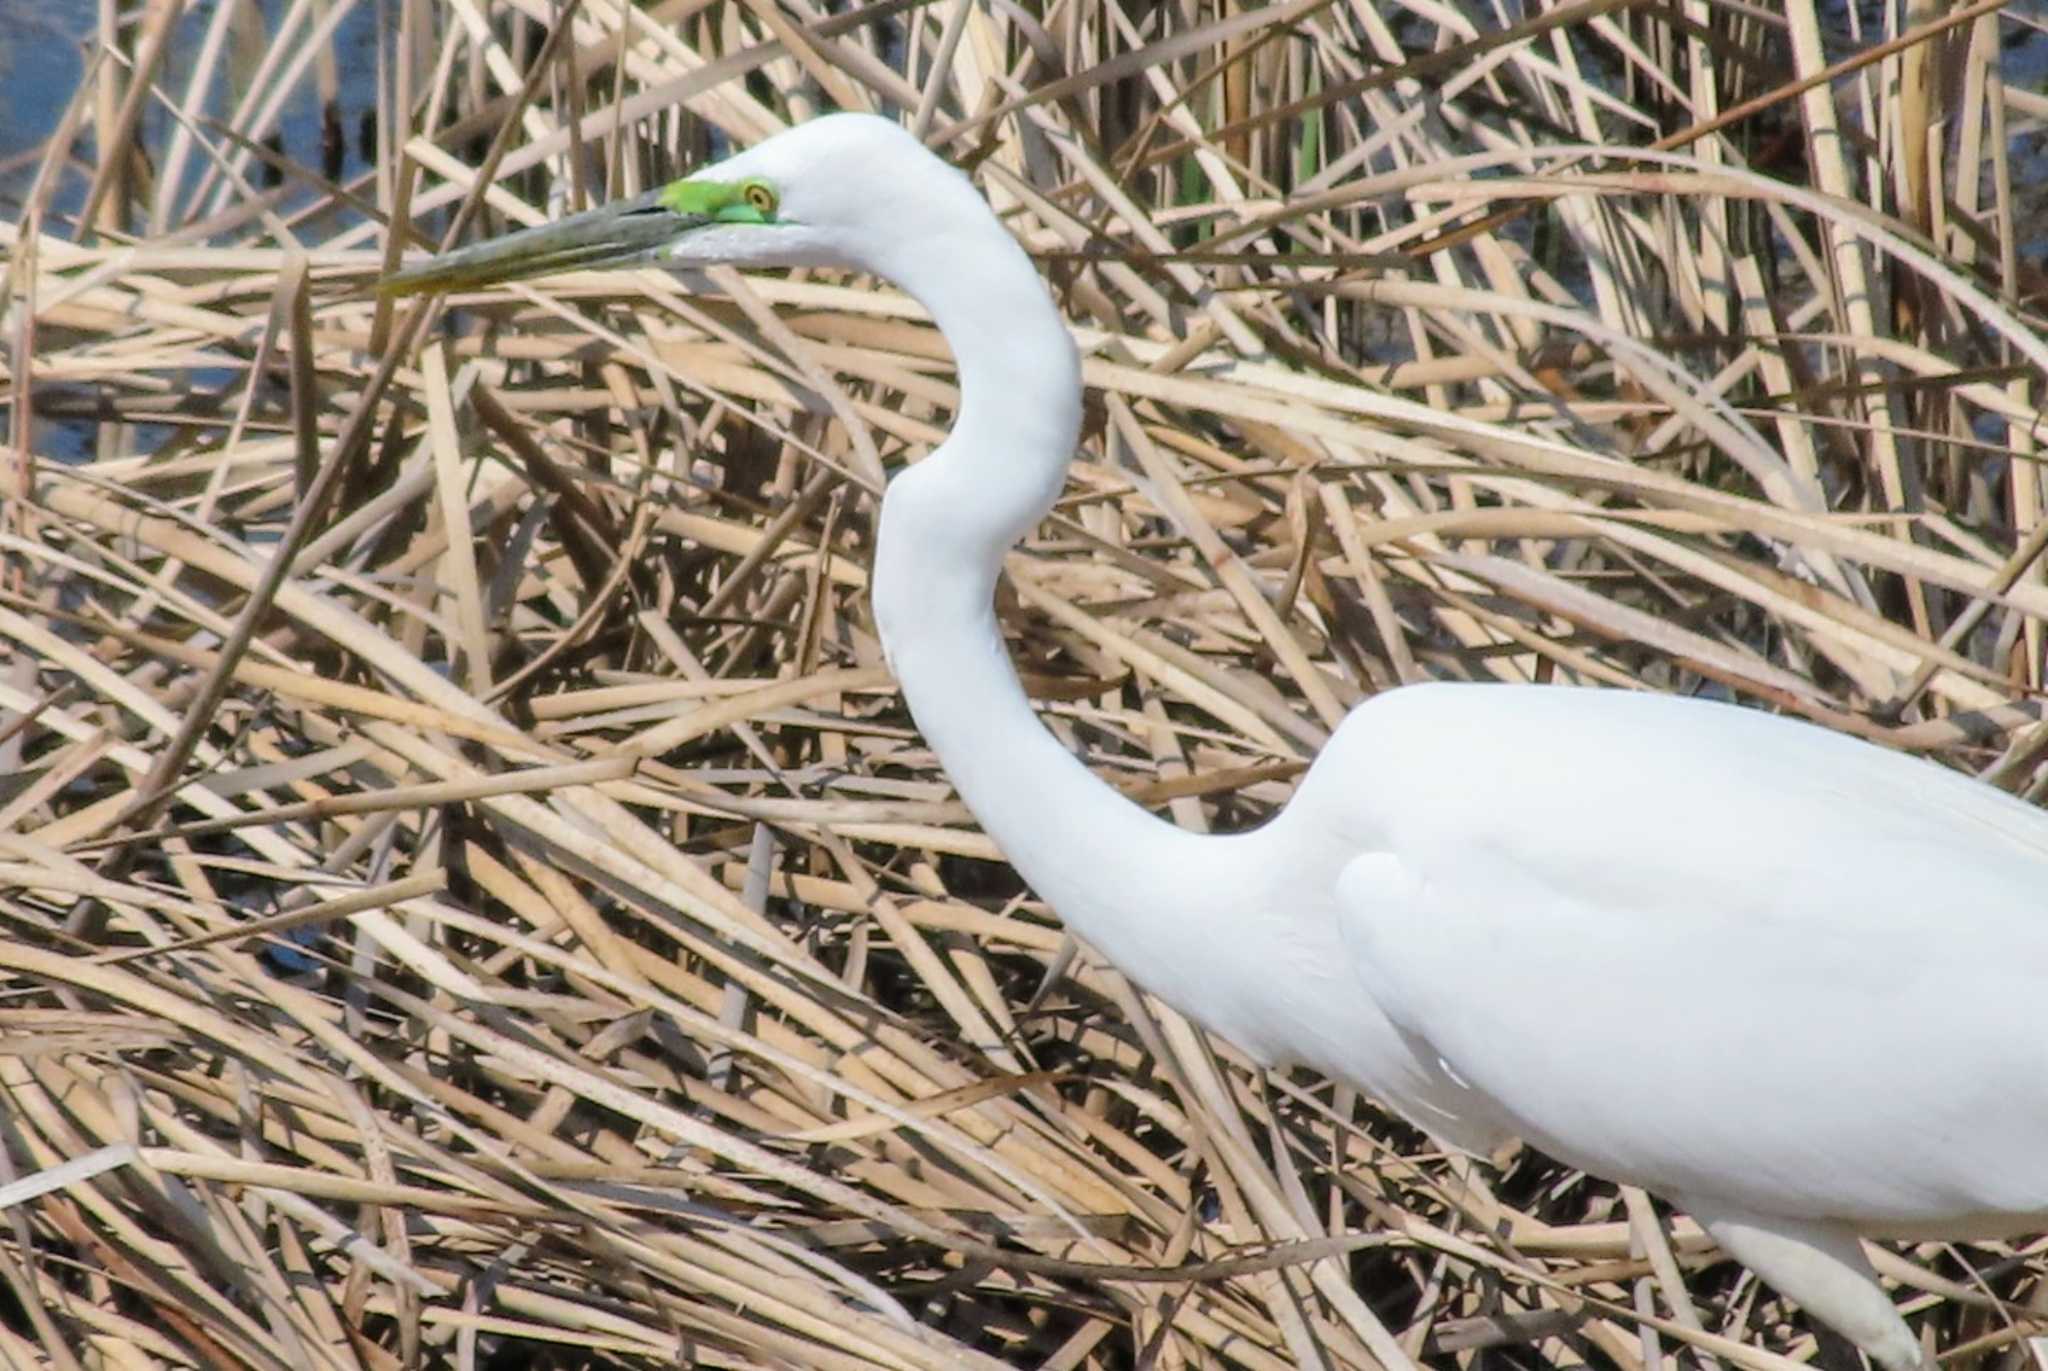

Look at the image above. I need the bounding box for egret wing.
[1315,684,2048,1227]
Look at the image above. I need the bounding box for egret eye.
[741,180,778,217]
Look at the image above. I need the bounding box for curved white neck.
[868,189,1201,947]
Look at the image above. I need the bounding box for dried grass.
[3,0,2047,1366]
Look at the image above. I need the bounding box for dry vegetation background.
[3,0,2047,1367]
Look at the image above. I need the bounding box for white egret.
[386,113,2048,1369]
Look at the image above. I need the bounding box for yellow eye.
[742,181,779,217]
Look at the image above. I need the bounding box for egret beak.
[380,187,704,296]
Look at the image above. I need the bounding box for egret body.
[386,114,2048,1370]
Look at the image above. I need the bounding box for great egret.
[385,113,2048,1369]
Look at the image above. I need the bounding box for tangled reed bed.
[3,0,2047,1366]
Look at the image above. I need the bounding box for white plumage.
[387,113,2048,1370]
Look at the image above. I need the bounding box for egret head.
[381,114,972,295]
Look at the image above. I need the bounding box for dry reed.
[2,0,2046,1367]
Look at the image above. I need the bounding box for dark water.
[3,0,386,462]
[12,1,2048,235]
[7,0,2048,468]
[1,0,383,238]
[0,4,78,168]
